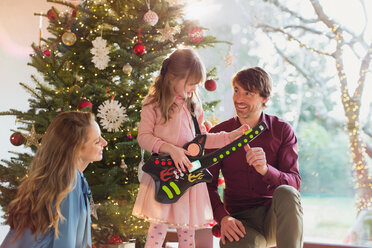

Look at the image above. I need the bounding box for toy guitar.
[142,121,267,204]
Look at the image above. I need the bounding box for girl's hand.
[168,145,193,173]
[228,124,250,141]
[159,143,192,173]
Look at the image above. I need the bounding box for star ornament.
[90,196,99,220]
[225,48,233,67]
[22,125,43,148]
[158,22,180,42]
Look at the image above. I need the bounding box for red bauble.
[212,224,221,237]
[133,42,145,56]
[108,234,123,244]
[188,26,203,43]
[205,79,217,91]
[47,9,56,20]
[218,177,225,186]
[78,99,92,110]
[43,49,51,57]
[10,132,25,146]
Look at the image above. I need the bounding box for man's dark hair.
[232,67,272,107]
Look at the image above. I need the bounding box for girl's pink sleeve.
[137,104,166,153]
[196,106,230,149]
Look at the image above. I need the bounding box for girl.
[1,111,107,248]
[132,48,248,248]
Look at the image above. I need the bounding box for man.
[207,67,303,248]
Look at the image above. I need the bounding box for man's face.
[232,82,268,119]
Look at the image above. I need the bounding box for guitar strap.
[190,104,201,135]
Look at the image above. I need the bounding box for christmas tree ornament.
[61,30,77,46]
[225,47,233,67]
[122,63,133,74]
[158,22,180,42]
[218,177,225,186]
[204,79,217,91]
[91,37,110,70]
[108,234,123,244]
[188,26,203,43]
[137,149,145,182]
[22,125,43,148]
[43,49,51,57]
[120,159,128,172]
[68,84,80,94]
[47,9,57,20]
[203,120,212,132]
[90,196,99,220]
[133,28,145,56]
[212,224,221,237]
[10,132,25,146]
[78,99,92,110]
[97,99,127,132]
[143,0,159,26]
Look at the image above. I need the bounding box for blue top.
[1,170,92,248]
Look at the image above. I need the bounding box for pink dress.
[132,96,230,229]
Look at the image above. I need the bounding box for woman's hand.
[228,124,250,142]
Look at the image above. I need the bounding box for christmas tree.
[0,0,220,245]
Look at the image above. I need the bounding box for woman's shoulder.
[1,228,53,248]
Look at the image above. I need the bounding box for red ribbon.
[138,27,141,42]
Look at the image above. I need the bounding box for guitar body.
[142,122,267,204]
[142,135,212,204]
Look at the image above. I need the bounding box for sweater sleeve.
[195,104,230,149]
[53,176,81,248]
[262,122,301,190]
[207,160,230,225]
[137,102,166,153]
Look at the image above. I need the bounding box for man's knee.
[220,232,266,248]
[274,185,300,201]
[273,185,302,213]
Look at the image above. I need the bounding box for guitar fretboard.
[193,122,267,171]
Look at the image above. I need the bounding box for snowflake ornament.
[97,99,127,132]
[90,37,110,70]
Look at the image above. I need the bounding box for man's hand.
[220,216,246,245]
[244,144,268,176]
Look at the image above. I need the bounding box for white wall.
[0,0,58,241]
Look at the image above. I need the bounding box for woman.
[1,111,107,248]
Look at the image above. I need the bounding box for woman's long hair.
[5,111,95,240]
[145,48,206,122]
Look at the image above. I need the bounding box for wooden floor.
[164,229,371,248]
[164,231,370,248]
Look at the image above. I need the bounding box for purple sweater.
[206,113,301,224]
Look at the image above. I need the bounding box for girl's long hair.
[145,48,206,121]
[5,111,95,240]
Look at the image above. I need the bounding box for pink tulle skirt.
[132,173,213,229]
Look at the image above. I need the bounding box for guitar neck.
[195,121,267,171]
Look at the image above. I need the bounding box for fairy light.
[267,14,372,213]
